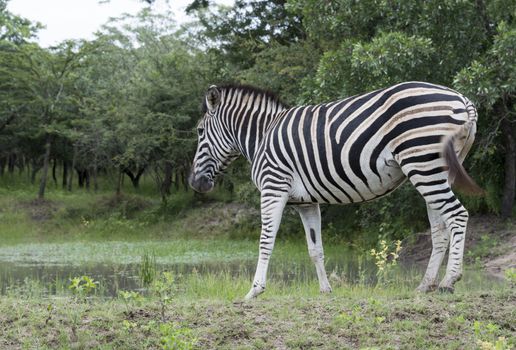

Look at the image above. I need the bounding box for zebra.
[189,81,481,299]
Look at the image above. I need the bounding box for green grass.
[0,180,514,349]
[0,281,513,349]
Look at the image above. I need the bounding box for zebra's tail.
[444,97,483,195]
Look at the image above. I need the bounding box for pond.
[0,239,503,297]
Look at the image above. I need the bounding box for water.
[0,240,503,297]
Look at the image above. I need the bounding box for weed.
[119,290,144,311]
[334,304,364,328]
[473,320,510,350]
[504,268,516,287]
[477,337,510,350]
[68,275,99,299]
[139,251,157,287]
[159,323,197,350]
[370,239,402,284]
[466,234,499,261]
[151,272,176,322]
[45,303,53,325]
[122,320,138,332]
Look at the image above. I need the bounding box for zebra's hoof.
[416,284,437,293]
[320,286,332,293]
[244,284,265,300]
[438,286,454,294]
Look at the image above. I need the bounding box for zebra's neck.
[221,87,287,163]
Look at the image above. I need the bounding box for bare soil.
[400,215,516,279]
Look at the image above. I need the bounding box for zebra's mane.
[201,83,288,112]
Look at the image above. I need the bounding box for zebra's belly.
[287,155,406,204]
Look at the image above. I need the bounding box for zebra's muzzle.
[188,172,214,193]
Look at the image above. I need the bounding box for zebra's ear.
[206,85,221,112]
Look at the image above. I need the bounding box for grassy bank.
[0,283,514,349]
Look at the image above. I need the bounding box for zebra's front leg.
[244,190,288,300]
[294,204,332,293]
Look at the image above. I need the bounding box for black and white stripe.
[189,81,479,298]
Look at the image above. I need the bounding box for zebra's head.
[189,85,239,193]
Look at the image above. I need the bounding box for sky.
[7,0,232,47]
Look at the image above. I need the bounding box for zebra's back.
[252,82,476,204]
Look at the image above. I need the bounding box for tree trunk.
[181,170,189,191]
[52,158,58,187]
[76,169,89,189]
[18,155,25,175]
[123,166,145,188]
[501,118,515,218]
[162,161,173,196]
[8,153,16,173]
[77,169,83,188]
[38,135,52,199]
[116,169,123,196]
[84,170,90,191]
[30,159,42,185]
[67,144,77,192]
[133,166,145,188]
[0,157,5,176]
[62,161,68,189]
[173,170,180,191]
[92,157,99,192]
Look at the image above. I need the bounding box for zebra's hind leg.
[244,189,289,300]
[438,204,468,293]
[294,204,332,293]
[412,180,468,293]
[416,205,450,293]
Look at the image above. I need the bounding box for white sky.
[7,0,232,47]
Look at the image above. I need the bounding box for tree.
[0,40,91,198]
[455,22,516,218]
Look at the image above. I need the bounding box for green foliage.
[68,275,99,298]
[466,234,499,262]
[370,239,402,285]
[455,22,516,110]
[159,323,197,350]
[504,268,516,286]
[1,0,514,246]
[314,32,435,101]
[119,290,144,308]
[139,251,158,287]
[237,41,320,105]
[151,272,176,321]
[473,320,511,350]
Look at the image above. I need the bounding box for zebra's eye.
[197,128,204,137]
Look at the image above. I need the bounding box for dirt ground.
[400,215,516,279]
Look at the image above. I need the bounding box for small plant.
[151,272,176,322]
[118,290,144,311]
[504,268,516,287]
[81,216,91,227]
[473,320,510,350]
[66,276,98,343]
[122,320,138,332]
[45,303,53,325]
[370,239,402,284]
[139,251,157,286]
[477,337,509,350]
[334,304,364,328]
[466,234,499,261]
[159,322,197,350]
[68,275,99,299]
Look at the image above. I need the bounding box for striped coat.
[189,81,480,299]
